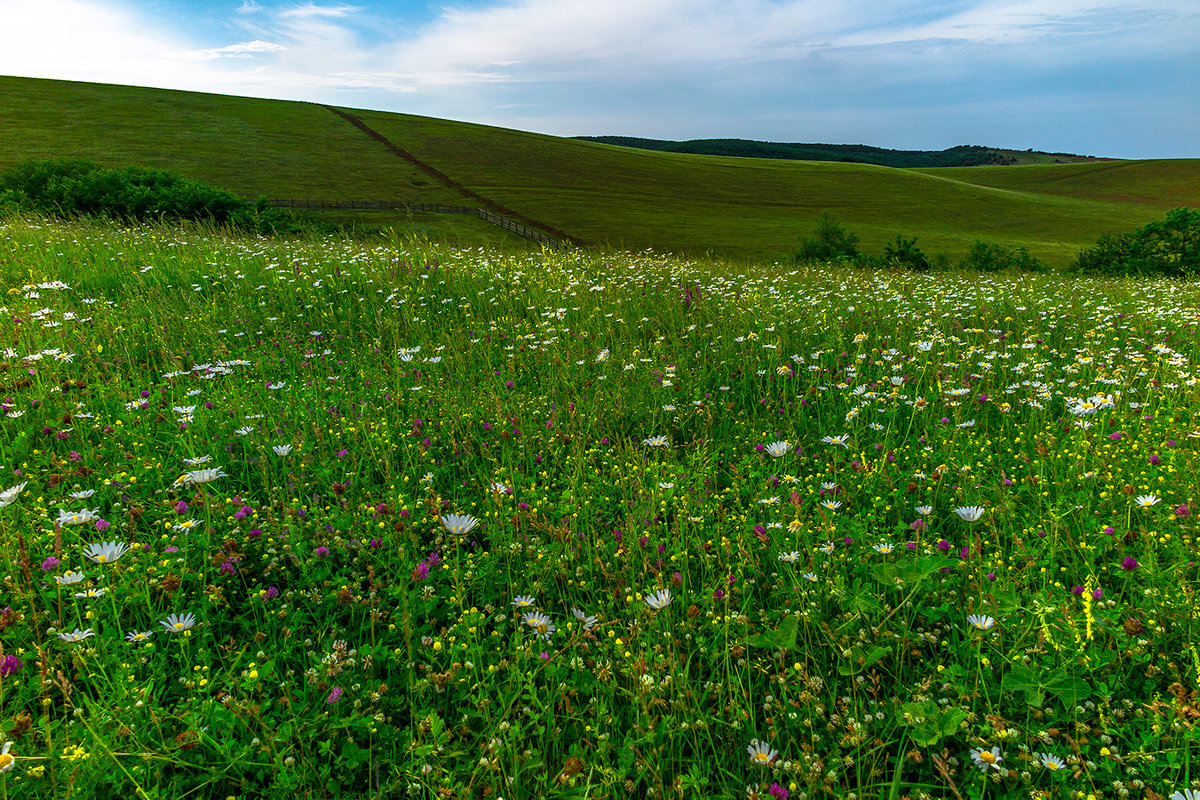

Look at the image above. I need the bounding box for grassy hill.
[2,75,1198,265]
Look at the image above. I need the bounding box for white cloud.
[194,40,288,60]
[0,0,1193,156]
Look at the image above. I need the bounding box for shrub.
[959,240,1046,272]
[883,234,931,271]
[1073,207,1200,276]
[796,213,860,263]
[0,158,311,235]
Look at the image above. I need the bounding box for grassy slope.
[353,107,1198,263]
[2,76,1198,265]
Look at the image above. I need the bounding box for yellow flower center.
[753,753,770,763]
[1045,761,1060,770]
[96,555,107,563]
[979,752,997,764]
[174,623,185,631]
[0,753,14,770]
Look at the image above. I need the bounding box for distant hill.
[2,76,1196,266]
[574,137,1110,168]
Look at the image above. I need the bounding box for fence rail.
[269,199,568,249]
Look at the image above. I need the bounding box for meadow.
[0,215,1199,800]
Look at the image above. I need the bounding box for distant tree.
[796,213,860,263]
[1074,208,1200,276]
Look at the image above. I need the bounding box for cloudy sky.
[1,0,1197,158]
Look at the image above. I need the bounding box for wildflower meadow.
[0,216,1198,800]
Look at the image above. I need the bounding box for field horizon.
[3,75,1199,266]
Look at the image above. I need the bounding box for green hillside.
[2,75,1197,265]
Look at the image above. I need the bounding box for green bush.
[1073,207,1200,276]
[883,234,931,271]
[795,212,860,263]
[0,158,311,235]
[959,240,1046,272]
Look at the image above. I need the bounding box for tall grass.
[0,216,1198,799]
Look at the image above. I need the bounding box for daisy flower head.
[511,595,536,609]
[1135,494,1161,509]
[0,741,12,774]
[58,628,95,643]
[953,506,986,523]
[821,434,851,448]
[126,630,154,643]
[763,440,790,458]
[802,572,818,582]
[161,612,197,633]
[642,435,670,448]
[748,739,779,766]
[873,542,894,555]
[915,505,933,516]
[83,540,129,565]
[272,444,293,456]
[0,482,27,508]
[440,514,480,537]
[74,588,106,599]
[571,608,598,631]
[819,542,836,555]
[1170,790,1200,800]
[970,746,1003,772]
[820,500,842,511]
[184,468,227,485]
[644,589,673,610]
[55,571,86,585]
[967,614,996,631]
[778,551,801,563]
[57,508,99,526]
[1037,753,1066,771]
[68,489,96,500]
[521,611,556,640]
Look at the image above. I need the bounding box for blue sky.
[1,0,1197,158]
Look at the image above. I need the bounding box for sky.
[1,0,1197,158]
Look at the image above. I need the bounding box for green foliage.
[795,213,861,263]
[0,158,313,235]
[1073,207,1200,276]
[883,234,931,271]
[958,240,1046,272]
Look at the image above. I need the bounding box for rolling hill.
[2,75,1197,265]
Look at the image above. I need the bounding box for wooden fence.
[269,200,568,249]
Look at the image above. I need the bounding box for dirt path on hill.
[321,105,585,247]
